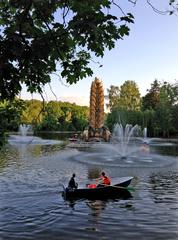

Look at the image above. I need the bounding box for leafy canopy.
[107,80,141,111]
[0,0,134,100]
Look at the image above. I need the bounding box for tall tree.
[119,80,141,111]
[106,85,120,111]
[161,81,178,105]
[142,79,161,110]
[154,86,172,137]
[171,104,178,136]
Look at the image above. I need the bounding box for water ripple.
[0,141,178,239]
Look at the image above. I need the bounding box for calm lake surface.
[0,134,178,240]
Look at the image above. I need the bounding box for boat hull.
[62,177,133,200]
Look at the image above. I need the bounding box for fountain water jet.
[73,122,176,169]
[111,123,141,159]
[19,124,31,136]
[8,124,61,145]
[143,127,147,139]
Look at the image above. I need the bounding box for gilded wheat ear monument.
[82,77,111,142]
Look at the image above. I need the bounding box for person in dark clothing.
[68,173,78,189]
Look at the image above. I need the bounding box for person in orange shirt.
[97,171,111,187]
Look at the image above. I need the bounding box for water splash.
[9,124,61,145]
[18,124,31,136]
[111,123,141,158]
[143,127,147,139]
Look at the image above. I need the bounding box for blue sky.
[20,1,178,106]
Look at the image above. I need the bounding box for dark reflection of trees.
[155,145,178,157]
[87,200,107,217]
[0,146,20,170]
[149,172,178,203]
[37,132,72,140]
[26,144,64,158]
[67,198,134,219]
[39,144,65,155]
[66,199,107,216]
[0,150,9,169]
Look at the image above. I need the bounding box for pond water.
[0,134,178,240]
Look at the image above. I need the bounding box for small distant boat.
[68,137,78,142]
[62,177,133,200]
[69,134,79,142]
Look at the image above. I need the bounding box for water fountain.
[66,77,176,169]
[2,78,178,240]
[143,127,147,139]
[111,123,141,159]
[72,119,177,170]
[8,123,61,145]
[18,124,31,136]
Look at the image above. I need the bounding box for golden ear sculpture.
[82,77,111,142]
[89,77,104,129]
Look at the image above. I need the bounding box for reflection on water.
[0,136,178,240]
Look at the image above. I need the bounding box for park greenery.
[0,0,177,100]
[0,0,134,100]
[106,79,178,138]
[0,0,178,145]
[0,78,178,147]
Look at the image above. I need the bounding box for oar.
[111,185,135,192]
[59,182,66,191]
[58,182,67,198]
[99,184,135,192]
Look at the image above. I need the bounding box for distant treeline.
[0,99,89,134]
[0,79,178,146]
[106,79,178,138]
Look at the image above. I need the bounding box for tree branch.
[33,3,64,61]
[111,0,126,16]
[147,0,171,15]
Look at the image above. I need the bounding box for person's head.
[72,173,76,178]
[101,171,105,176]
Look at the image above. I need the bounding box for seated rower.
[68,173,78,189]
[97,171,111,187]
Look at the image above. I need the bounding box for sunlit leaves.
[0,0,134,100]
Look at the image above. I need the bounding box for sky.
[20,0,178,106]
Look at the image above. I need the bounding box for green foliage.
[161,81,178,105]
[154,86,172,137]
[0,107,8,146]
[142,79,161,111]
[106,79,178,138]
[37,114,59,131]
[0,98,88,133]
[106,85,120,111]
[0,98,26,145]
[0,99,26,131]
[0,0,134,100]
[141,80,178,137]
[119,81,141,111]
[141,109,156,137]
[21,99,44,124]
[171,105,178,136]
[106,107,143,132]
[35,101,89,131]
[107,80,141,112]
